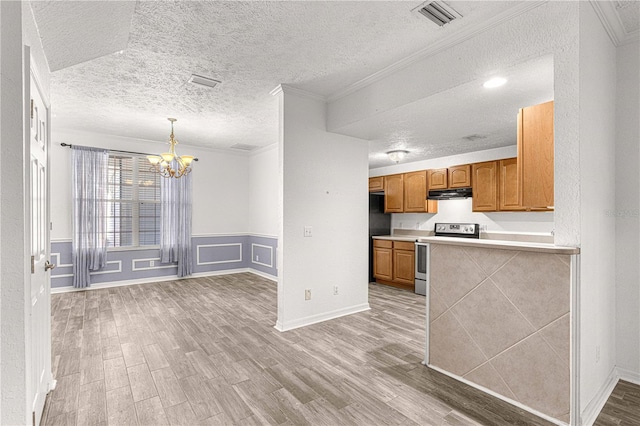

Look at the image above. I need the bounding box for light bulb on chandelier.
[147,118,196,178]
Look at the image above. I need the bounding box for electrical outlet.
[255,255,259,262]
[304,226,312,237]
[333,285,339,295]
[150,260,155,267]
[305,289,311,300]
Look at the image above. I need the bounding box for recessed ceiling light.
[483,77,507,88]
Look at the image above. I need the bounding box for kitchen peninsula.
[420,236,579,424]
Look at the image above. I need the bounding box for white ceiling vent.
[412,1,462,27]
[188,74,221,89]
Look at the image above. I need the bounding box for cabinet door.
[448,164,472,188]
[519,100,554,208]
[428,169,448,190]
[373,247,393,281]
[472,161,498,212]
[426,199,438,213]
[403,171,427,212]
[393,249,415,286]
[369,176,384,192]
[384,174,404,213]
[499,158,525,211]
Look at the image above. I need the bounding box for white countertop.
[417,236,580,255]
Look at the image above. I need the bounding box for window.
[106,154,160,248]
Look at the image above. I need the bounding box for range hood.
[427,187,472,200]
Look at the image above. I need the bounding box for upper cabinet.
[384,174,404,213]
[472,161,498,212]
[403,171,428,212]
[427,168,448,190]
[448,164,472,188]
[369,176,384,192]
[499,158,525,211]
[518,100,554,208]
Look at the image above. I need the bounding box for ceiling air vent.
[412,1,462,27]
[188,74,221,89]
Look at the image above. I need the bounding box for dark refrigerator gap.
[369,193,391,282]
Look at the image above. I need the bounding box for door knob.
[44,261,56,271]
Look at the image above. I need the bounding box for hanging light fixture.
[147,118,195,178]
[387,149,409,163]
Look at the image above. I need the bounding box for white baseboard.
[274,303,370,332]
[615,366,640,386]
[51,268,276,293]
[580,366,618,426]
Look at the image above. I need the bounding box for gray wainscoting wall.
[50,234,278,289]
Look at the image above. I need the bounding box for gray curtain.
[71,146,109,288]
[160,163,193,277]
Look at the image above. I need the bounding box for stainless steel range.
[414,223,480,296]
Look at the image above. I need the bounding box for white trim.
[426,364,567,426]
[251,243,273,268]
[327,1,547,102]
[51,238,71,243]
[570,254,581,425]
[272,84,326,102]
[274,303,370,332]
[590,0,640,47]
[580,366,618,426]
[192,232,251,237]
[249,233,278,239]
[132,257,176,271]
[50,257,121,279]
[423,243,431,365]
[91,260,121,275]
[249,268,277,282]
[196,243,242,266]
[616,366,640,386]
[51,234,277,242]
[248,143,277,157]
[50,268,275,294]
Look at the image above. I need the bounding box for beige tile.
[491,251,570,329]
[451,279,535,359]
[101,336,123,360]
[104,357,130,391]
[491,333,570,418]
[430,245,487,308]
[135,396,169,426]
[539,314,570,366]
[429,311,486,376]
[164,348,198,380]
[463,246,518,276]
[127,363,158,402]
[164,401,198,426]
[429,286,448,321]
[79,354,104,385]
[464,362,516,401]
[179,374,221,420]
[45,411,77,426]
[121,342,145,368]
[142,343,170,371]
[76,380,107,425]
[105,386,137,426]
[186,349,220,379]
[151,367,188,408]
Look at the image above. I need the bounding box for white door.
[29,63,52,425]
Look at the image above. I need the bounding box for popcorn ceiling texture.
[31,0,516,152]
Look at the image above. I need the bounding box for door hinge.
[32,410,35,426]
[31,255,35,274]
[31,99,34,119]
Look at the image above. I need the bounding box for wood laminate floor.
[40,273,630,426]
[594,380,640,426]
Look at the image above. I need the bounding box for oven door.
[415,243,427,295]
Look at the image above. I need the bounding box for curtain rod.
[59,143,199,161]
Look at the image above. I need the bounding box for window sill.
[107,245,160,252]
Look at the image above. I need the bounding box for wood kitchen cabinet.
[373,239,415,291]
[403,171,438,213]
[518,100,554,208]
[427,168,448,190]
[373,240,393,282]
[369,176,384,192]
[448,164,472,188]
[499,157,526,211]
[472,161,498,212]
[384,174,404,213]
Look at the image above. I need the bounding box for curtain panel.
[71,146,109,288]
[160,164,193,277]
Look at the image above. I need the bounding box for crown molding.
[327,1,548,103]
[270,84,326,102]
[590,0,640,47]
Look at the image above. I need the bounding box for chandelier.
[147,118,195,178]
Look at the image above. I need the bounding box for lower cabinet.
[373,239,415,291]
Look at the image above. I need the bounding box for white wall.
[249,144,278,237]
[371,146,555,234]
[276,86,369,331]
[578,1,618,413]
[50,129,251,240]
[615,38,640,378]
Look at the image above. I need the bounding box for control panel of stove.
[434,223,480,238]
